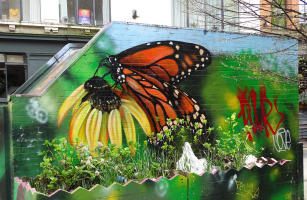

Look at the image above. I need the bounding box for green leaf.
[231,112,236,121]
[43,140,50,146]
[232,122,239,127]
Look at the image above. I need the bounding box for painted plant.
[58,41,212,151]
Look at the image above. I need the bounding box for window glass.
[0,54,26,101]
[22,0,40,22]
[66,0,76,24]
[6,65,25,95]
[41,0,59,23]
[78,0,93,24]
[205,0,222,30]
[271,0,286,28]
[0,54,4,63]
[1,0,20,21]
[59,0,68,23]
[0,70,6,98]
[95,0,103,25]
[7,55,24,63]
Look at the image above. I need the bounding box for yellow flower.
[57,76,151,154]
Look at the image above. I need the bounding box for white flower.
[88,156,92,161]
[80,159,83,163]
[94,171,99,176]
[101,159,105,164]
[82,146,87,152]
[115,166,118,171]
[79,142,83,147]
[86,160,91,166]
[97,142,103,148]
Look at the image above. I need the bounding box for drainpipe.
[20,0,23,21]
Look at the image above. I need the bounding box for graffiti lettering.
[273,128,291,152]
[26,99,48,124]
[237,85,284,141]
[235,179,259,199]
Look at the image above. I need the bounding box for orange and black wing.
[107,41,211,135]
[120,68,206,135]
[108,41,212,85]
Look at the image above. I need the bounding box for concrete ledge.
[0,21,102,36]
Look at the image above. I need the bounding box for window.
[0,54,27,102]
[171,0,239,32]
[22,0,40,22]
[299,0,307,29]
[0,0,110,25]
[1,0,21,21]
[271,0,286,28]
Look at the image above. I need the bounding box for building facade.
[0,0,111,103]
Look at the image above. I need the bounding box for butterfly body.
[105,41,212,135]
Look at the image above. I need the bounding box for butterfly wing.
[120,68,206,135]
[107,41,211,135]
[108,41,212,85]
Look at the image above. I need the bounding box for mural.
[58,41,211,151]
[13,161,296,200]
[5,22,301,199]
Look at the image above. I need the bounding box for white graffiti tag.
[155,178,169,198]
[26,99,48,124]
[273,128,291,152]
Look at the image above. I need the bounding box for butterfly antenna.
[93,58,109,76]
[101,70,111,79]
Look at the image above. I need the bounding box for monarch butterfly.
[104,41,211,133]
[58,41,212,149]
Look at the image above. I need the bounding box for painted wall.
[8,22,299,198]
[12,161,296,200]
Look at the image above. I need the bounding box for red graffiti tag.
[237,85,284,141]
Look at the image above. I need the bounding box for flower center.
[90,90,121,112]
[84,76,121,112]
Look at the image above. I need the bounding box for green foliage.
[31,113,263,194]
[31,136,179,195]
[202,113,263,171]
[299,91,307,104]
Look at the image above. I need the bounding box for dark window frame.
[0,53,27,102]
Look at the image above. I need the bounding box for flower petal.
[69,101,91,147]
[108,109,122,147]
[122,99,151,137]
[77,109,90,147]
[99,112,109,146]
[119,105,136,154]
[71,91,88,118]
[86,109,101,153]
[58,84,86,127]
